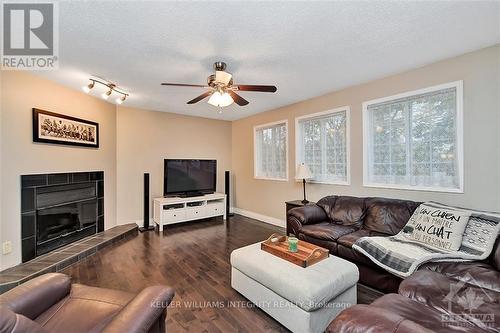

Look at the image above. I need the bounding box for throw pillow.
[400,203,470,252]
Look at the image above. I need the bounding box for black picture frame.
[32,108,99,148]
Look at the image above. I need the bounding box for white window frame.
[253,119,289,181]
[362,80,464,193]
[295,107,351,185]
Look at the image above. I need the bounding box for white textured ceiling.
[36,1,500,121]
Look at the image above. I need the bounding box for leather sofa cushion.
[298,233,338,254]
[336,244,402,294]
[370,294,486,333]
[318,196,366,227]
[399,270,500,331]
[418,261,500,293]
[363,197,421,235]
[35,284,134,333]
[337,229,389,248]
[326,303,433,333]
[300,222,357,242]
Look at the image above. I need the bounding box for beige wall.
[0,71,117,270]
[232,45,500,224]
[116,106,232,224]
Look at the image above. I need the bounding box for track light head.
[101,89,112,100]
[82,81,95,93]
[115,95,126,104]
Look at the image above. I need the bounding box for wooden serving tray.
[260,233,329,268]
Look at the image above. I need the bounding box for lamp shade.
[296,163,313,180]
[208,91,234,107]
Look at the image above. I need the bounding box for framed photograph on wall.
[33,108,99,148]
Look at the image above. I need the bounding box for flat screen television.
[163,159,216,197]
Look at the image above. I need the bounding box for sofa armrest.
[0,273,71,319]
[0,306,49,333]
[287,215,303,236]
[326,304,433,333]
[289,205,328,225]
[102,286,175,333]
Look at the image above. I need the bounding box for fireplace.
[21,172,104,262]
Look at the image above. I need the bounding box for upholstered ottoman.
[230,242,359,333]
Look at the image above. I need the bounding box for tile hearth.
[0,223,137,293]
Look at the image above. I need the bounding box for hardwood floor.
[62,215,377,332]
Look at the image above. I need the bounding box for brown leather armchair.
[0,273,175,333]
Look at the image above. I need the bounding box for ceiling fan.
[161,62,277,108]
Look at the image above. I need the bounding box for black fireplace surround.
[21,171,104,262]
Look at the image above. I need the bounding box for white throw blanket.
[353,202,500,278]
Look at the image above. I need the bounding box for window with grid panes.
[254,121,288,180]
[363,82,463,192]
[296,108,349,184]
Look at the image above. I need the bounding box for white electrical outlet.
[2,241,12,254]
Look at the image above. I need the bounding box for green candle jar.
[288,237,298,253]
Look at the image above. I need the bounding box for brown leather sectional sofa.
[288,195,500,332]
[0,273,175,333]
[328,253,500,332]
[287,195,421,293]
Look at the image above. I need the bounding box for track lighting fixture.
[82,79,129,104]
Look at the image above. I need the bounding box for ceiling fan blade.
[228,91,249,106]
[161,83,208,88]
[234,85,277,93]
[215,71,232,85]
[187,91,212,104]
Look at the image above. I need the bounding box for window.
[363,81,463,192]
[296,107,350,184]
[254,120,288,180]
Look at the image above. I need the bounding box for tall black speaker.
[225,171,234,217]
[139,173,155,232]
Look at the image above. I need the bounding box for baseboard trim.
[134,209,284,228]
[134,218,154,227]
[232,208,285,228]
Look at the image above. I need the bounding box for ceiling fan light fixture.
[208,91,233,107]
[160,61,277,108]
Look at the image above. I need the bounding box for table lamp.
[296,163,313,204]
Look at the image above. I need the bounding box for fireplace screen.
[37,199,97,245]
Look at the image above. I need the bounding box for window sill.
[311,180,350,186]
[254,176,289,182]
[363,182,464,194]
[295,179,350,186]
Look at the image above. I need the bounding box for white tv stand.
[153,193,226,231]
